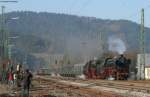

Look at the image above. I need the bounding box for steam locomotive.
[83,55,131,80]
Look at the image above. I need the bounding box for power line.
[71,0,91,15]
[125,4,150,19]
[68,0,79,12]
[67,0,92,16]
[0,1,18,3]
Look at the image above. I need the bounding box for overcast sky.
[2,0,150,27]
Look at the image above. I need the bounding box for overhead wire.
[64,0,81,62]
[67,0,80,14]
[76,0,92,15]
[68,0,93,61]
[119,0,150,52]
[66,0,92,39]
[123,2,150,20]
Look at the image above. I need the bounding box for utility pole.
[99,31,107,57]
[0,0,18,60]
[23,54,27,68]
[100,32,105,53]
[0,6,8,60]
[139,8,145,80]
[0,1,18,83]
[0,6,5,60]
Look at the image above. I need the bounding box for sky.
[2,0,150,27]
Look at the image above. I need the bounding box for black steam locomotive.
[84,55,131,80]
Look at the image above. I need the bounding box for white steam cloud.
[108,36,126,54]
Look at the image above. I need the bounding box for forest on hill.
[3,11,150,69]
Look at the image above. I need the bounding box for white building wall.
[145,68,150,79]
[137,54,150,80]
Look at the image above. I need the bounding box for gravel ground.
[0,84,10,94]
[59,80,150,97]
[1,77,150,97]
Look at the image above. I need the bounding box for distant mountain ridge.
[3,11,150,68]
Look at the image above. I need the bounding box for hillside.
[3,11,150,68]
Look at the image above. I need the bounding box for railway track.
[71,79,150,93]
[36,77,120,97]
[53,76,150,93]
[93,82,150,93]
[37,76,150,97]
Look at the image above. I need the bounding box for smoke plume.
[108,36,126,54]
